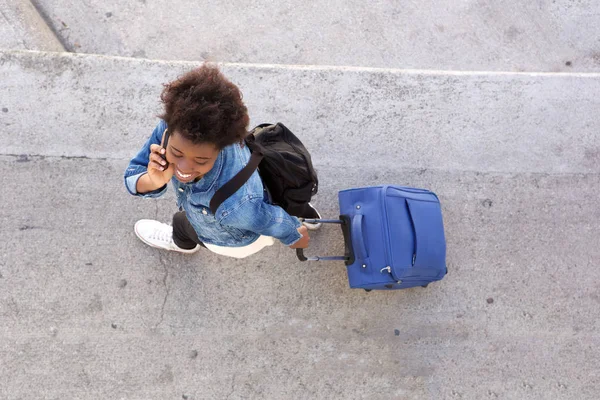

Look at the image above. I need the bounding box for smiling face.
[166,131,220,183]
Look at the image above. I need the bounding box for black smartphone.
[161,128,170,167]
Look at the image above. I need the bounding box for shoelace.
[149,226,173,243]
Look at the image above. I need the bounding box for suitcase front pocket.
[384,196,446,282]
[403,199,446,269]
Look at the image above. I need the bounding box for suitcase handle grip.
[296,248,347,262]
[351,215,368,260]
[296,248,308,261]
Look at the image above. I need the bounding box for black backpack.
[209,123,319,217]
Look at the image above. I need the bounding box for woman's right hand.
[146,144,174,187]
[289,226,310,249]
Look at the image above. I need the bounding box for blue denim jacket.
[124,120,302,247]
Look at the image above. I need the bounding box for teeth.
[176,170,192,178]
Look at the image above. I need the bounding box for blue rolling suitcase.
[297,185,447,290]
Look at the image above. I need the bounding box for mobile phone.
[160,128,170,167]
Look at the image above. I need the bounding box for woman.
[124,64,319,258]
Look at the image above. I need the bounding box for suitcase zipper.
[380,186,395,279]
[406,199,418,266]
[387,186,430,195]
[380,266,391,274]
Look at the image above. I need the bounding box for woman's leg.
[203,235,274,259]
[172,211,205,250]
[172,211,272,259]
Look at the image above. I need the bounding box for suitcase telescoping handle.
[296,218,352,262]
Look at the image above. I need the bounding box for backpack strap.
[209,151,263,215]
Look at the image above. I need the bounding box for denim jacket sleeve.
[123,121,168,198]
[219,195,303,246]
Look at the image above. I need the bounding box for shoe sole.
[303,203,322,231]
[303,221,322,231]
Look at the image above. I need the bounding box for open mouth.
[175,169,193,180]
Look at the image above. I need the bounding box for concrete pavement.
[1,156,599,399]
[0,0,64,52]
[1,50,599,399]
[2,50,599,174]
[28,0,600,72]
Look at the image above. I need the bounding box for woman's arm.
[123,120,169,198]
[219,195,306,246]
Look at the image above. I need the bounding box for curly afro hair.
[159,64,249,149]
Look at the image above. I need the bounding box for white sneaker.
[134,219,201,254]
[302,203,322,230]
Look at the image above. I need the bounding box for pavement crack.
[18,225,43,231]
[155,252,170,328]
[225,373,237,400]
[1,153,116,162]
[0,9,10,24]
